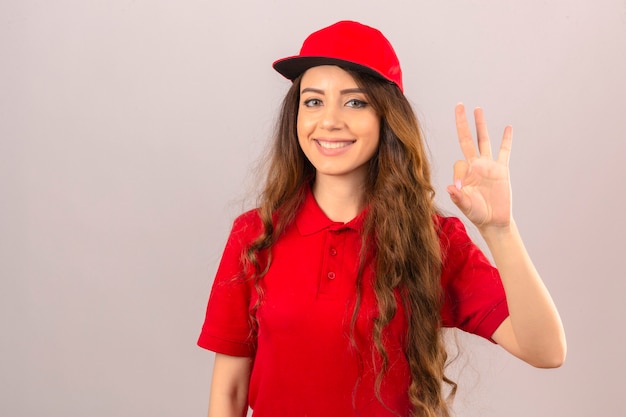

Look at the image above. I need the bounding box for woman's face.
[297,65,380,184]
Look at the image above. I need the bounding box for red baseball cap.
[272,20,404,92]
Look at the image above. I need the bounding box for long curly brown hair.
[244,69,456,417]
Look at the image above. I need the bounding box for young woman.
[198,20,566,417]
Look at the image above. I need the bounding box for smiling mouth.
[315,140,355,149]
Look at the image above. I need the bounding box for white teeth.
[317,140,353,149]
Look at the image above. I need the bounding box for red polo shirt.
[198,189,509,417]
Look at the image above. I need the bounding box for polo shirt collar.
[295,187,367,236]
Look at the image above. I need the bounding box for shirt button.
[327,272,336,280]
[330,248,337,256]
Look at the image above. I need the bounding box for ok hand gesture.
[446,103,513,230]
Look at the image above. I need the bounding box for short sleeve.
[197,210,262,357]
[438,216,509,341]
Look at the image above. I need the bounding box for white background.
[1,0,625,416]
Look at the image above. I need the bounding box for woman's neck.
[311,174,367,223]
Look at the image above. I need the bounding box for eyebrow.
[300,87,365,95]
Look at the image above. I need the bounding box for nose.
[320,103,343,131]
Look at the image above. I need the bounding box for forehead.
[300,65,359,89]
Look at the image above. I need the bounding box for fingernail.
[455,179,462,190]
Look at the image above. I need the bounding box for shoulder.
[434,214,487,268]
[232,208,262,231]
[434,214,472,248]
[435,214,497,282]
[224,208,264,246]
[434,214,464,231]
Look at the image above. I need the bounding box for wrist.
[478,219,518,244]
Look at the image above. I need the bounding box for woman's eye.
[346,99,367,108]
[303,98,322,107]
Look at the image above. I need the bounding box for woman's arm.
[480,221,566,368]
[446,104,566,368]
[208,353,252,417]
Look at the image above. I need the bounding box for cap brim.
[272,56,394,85]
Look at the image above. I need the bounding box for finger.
[446,184,463,207]
[497,125,513,165]
[452,160,469,190]
[446,183,471,214]
[455,103,478,160]
[474,107,492,158]
[448,159,472,214]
